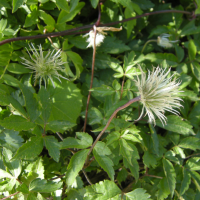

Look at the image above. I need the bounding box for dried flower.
[21,43,68,88]
[83,26,122,48]
[157,34,178,48]
[83,30,105,48]
[135,66,183,125]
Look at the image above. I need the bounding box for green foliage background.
[0,0,200,199]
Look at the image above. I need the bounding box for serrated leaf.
[84,180,121,200]
[180,168,191,196]
[179,137,200,150]
[157,177,171,200]
[39,10,55,31]
[189,170,200,191]
[125,188,151,200]
[106,131,120,146]
[156,115,195,136]
[66,149,89,186]
[163,158,176,197]
[189,101,200,128]
[13,136,43,160]
[119,138,133,165]
[43,136,60,162]
[0,115,35,131]
[186,157,200,171]
[143,151,157,168]
[29,178,62,193]
[124,157,139,181]
[165,151,179,164]
[93,141,115,181]
[90,85,115,96]
[61,132,93,149]
[17,183,29,194]
[88,107,103,125]
[24,5,39,27]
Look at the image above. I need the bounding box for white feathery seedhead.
[157,34,178,48]
[21,43,68,88]
[135,66,183,125]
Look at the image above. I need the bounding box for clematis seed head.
[135,66,183,126]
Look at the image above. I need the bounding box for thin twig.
[0,10,192,46]
[0,191,20,200]
[56,132,64,140]
[83,25,97,132]
[82,169,93,185]
[85,96,141,164]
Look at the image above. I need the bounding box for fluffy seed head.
[157,34,178,48]
[83,30,105,48]
[21,43,68,88]
[135,66,183,125]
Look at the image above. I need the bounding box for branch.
[85,96,141,164]
[0,192,20,200]
[0,10,192,46]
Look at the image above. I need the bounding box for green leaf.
[156,115,195,136]
[90,85,115,96]
[3,148,21,178]
[20,84,40,122]
[110,0,133,12]
[39,10,55,31]
[179,74,192,90]
[186,157,200,171]
[0,44,13,66]
[47,80,82,123]
[61,132,93,149]
[125,188,151,200]
[38,87,51,123]
[90,0,98,8]
[179,168,191,196]
[163,158,176,198]
[66,149,89,186]
[189,170,200,191]
[56,0,69,12]
[84,180,121,200]
[43,136,60,162]
[188,40,196,61]
[143,151,157,168]
[181,20,200,36]
[0,115,35,131]
[70,0,79,12]
[0,19,7,32]
[88,107,103,125]
[12,0,24,13]
[0,129,23,151]
[45,120,76,132]
[29,178,62,193]
[13,136,43,160]
[93,141,115,181]
[7,63,31,74]
[0,0,11,8]
[24,5,39,27]
[157,178,171,200]
[189,101,200,128]
[0,169,13,179]
[191,62,200,82]
[17,183,29,194]
[0,178,16,192]
[145,53,178,67]
[149,124,159,156]
[57,2,85,24]
[119,138,133,164]
[165,151,179,164]
[125,7,136,38]
[3,74,20,88]
[65,51,83,78]
[98,36,131,54]
[179,137,200,150]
